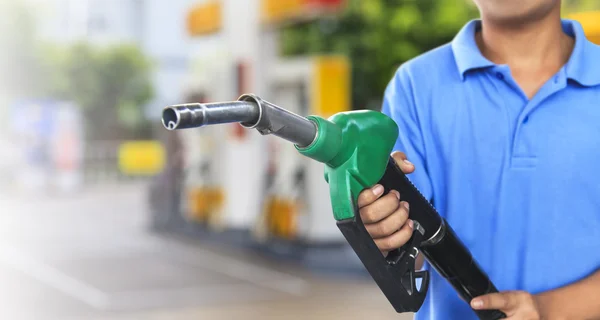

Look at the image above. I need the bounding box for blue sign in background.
[10,99,58,167]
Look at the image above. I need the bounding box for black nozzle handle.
[377,158,507,320]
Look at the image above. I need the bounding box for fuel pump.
[177,92,226,228]
[254,56,350,245]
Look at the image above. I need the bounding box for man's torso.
[383,20,600,320]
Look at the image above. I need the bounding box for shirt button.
[496,72,504,80]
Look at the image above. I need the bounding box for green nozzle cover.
[295,116,342,163]
[297,111,399,221]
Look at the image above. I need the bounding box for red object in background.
[231,123,246,140]
[55,133,77,170]
[267,139,279,175]
[231,61,249,140]
[236,61,248,96]
[304,0,344,9]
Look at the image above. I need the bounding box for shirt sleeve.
[381,66,434,203]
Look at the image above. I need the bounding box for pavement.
[0,183,414,320]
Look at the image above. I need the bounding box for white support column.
[218,0,271,230]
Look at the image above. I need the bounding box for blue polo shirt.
[382,19,600,320]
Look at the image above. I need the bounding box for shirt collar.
[451,20,494,80]
[451,19,600,86]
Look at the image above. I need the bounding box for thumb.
[391,151,415,174]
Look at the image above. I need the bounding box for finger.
[365,201,410,238]
[374,219,414,252]
[391,151,415,174]
[471,292,518,312]
[357,184,385,208]
[360,191,401,224]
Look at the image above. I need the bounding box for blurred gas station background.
[0,0,599,319]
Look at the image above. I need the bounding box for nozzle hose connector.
[161,94,318,148]
[237,94,317,147]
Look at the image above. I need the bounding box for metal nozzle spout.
[162,108,181,130]
[162,94,318,148]
[161,101,260,131]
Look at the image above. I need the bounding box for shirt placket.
[488,66,568,289]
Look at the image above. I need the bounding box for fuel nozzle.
[162,94,317,148]
[162,93,507,319]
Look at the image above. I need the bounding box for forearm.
[535,269,600,320]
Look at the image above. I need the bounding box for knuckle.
[392,156,406,166]
[524,310,540,320]
[517,291,534,303]
[374,239,387,251]
[401,222,415,236]
[393,211,408,229]
[380,198,399,215]
[381,237,398,251]
[482,296,490,305]
[478,296,489,307]
[362,196,400,224]
[398,203,410,219]
[357,190,373,206]
[386,196,401,212]
[357,190,368,200]
[395,228,412,246]
[391,151,406,159]
[360,206,376,222]
[376,221,392,237]
[386,191,399,201]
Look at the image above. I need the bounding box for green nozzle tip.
[296,116,342,164]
